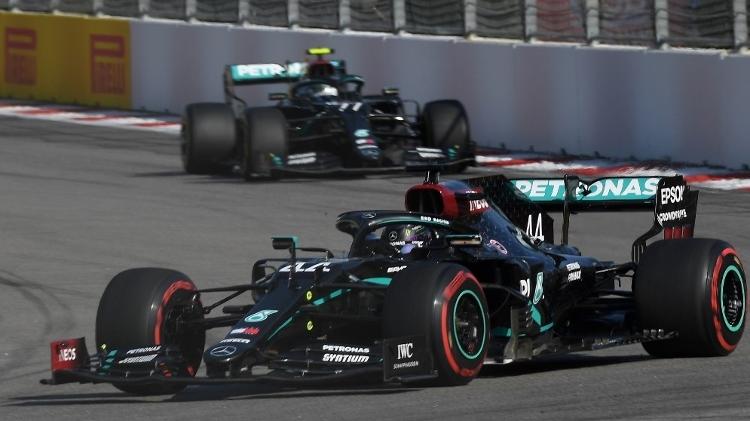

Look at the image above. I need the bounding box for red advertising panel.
[90,34,126,95]
[5,27,36,85]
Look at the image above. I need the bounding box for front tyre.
[383,263,489,386]
[96,268,205,395]
[635,239,746,357]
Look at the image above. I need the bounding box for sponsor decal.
[5,27,37,85]
[220,338,251,344]
[566,262,582,282]
[420,215,449,225]
[363,212,376,219]
[279,262,331,273]
[657,209,688,224]
[322,354,370,363]
[356,138,377,147]
[388,231,399,242]
[322,345,370,353]
[488,239,508,255]
[58,347,77,362]
[287,152,317,166]
[392,342,419,370]
[468,199,489,212]
[231,327,260,336]
[90,34,126,95]
[118,354,158,364]
[513,177,660,201]
[209,345,237,357]
[533,272,544,304]
[244,309,278,323]
[387,265,407,273]
[354,129,370,138]
[520,278,531,297]
[660,185,684,205]
[397,342,414,360]
[126,346,161,355]
[231,63,288,80]
[526,213,545,242]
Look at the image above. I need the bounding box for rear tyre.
[383,263,489,386]
[181,103,237,174]
[635,239,746,357]
[96,268,205,395]
[422,100,472,171]
[242,107,288,180]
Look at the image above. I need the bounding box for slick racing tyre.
[96,268,205,395]
[635,239,746,357]
[422,100,471,170]
[242,107,288,180]
[181,103,237,174]
[383,263,489,386]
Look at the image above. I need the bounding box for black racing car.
[43,170,746,394]
[181,48,474,179]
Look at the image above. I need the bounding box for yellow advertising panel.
[0,12,131,108]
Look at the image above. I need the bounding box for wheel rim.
[452,290,487,360]
[720,265,745,332]
[161,300,204,373]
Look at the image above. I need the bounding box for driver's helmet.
[382,224,434,255]
[298,83,338,98]
[307,61,336,79]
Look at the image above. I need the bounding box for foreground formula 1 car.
[43,171,746,394]
[181,48,474,179]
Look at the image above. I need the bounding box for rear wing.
[466,175,698,262]
[223,60,347,111]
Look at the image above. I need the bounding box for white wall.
[130,20,750,169]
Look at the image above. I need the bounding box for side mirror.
[272,236,298,250]
[382,87,399,96]
[445,234,483,247]
[269,92,288,101]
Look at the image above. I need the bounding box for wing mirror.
[272,236,298,250]
[268,92,288,101]
[382,87,399,96]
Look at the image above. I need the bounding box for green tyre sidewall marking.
[720,265,745,333]
[452,289,487,360]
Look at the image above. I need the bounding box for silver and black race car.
[43,170,746,394]
[181,48,474,179]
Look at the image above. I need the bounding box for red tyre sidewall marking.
[711,248,739,352]
[440,271,485,378]
[153,280,197,375]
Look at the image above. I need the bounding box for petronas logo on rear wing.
[511,177,661,203]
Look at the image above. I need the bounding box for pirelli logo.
[5,27,37,85]
[90,34,126,95]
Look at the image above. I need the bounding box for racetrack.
[1,115,749,420]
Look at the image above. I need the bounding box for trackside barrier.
[129,20,750,169]
[0,12,131,108]
[1,12,750,169]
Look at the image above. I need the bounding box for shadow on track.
[478,353,650,378]
[6,384,416,406]
[7,353,650,406]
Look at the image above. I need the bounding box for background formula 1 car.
[181,48,474,179]
[44,171,746,394]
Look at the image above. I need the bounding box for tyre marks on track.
[0,270,77,382]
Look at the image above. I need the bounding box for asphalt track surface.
[1,115,749,420]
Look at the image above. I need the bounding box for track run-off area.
[1,115,749,420]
